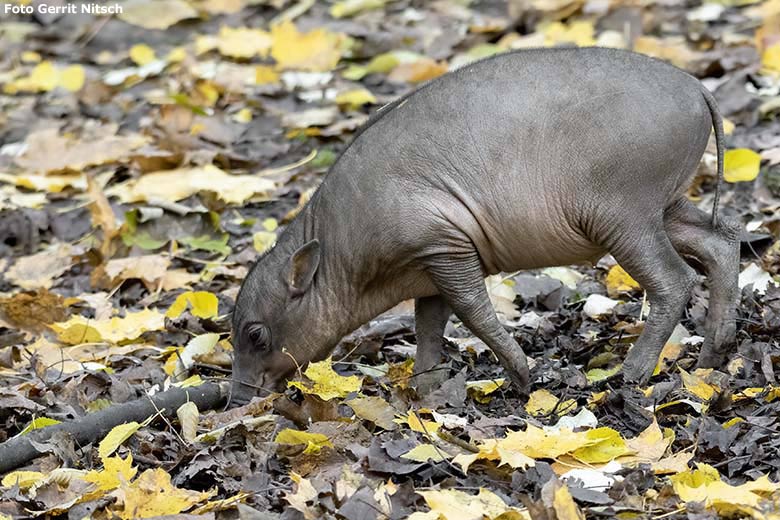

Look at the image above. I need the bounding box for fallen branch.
[0,382,228,474]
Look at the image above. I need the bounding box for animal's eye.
[246,323,269,348]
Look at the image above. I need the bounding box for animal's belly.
[474,223,606,275]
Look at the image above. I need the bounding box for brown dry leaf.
[177,401,200,442]
[388,58,448,83]
[160,269,201,291]
[0,289,68,332]
[197,26,273,59]
[5,243,76,290]
[87,175,119,258]
[633,36,705,71]
[118,0,198,30]
[105,164,276,204]
[621,419,673,464]
[14,128,147,175]
[95,255,172,290]
[195,0,247,14]
[347,396,397,430]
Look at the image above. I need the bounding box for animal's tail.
[701,87,724,227]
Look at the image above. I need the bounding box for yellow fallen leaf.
[287,356,363,400]
[401,444,451,463]
[174,374,205,388]
[5,61,56,93]
[680,368,718,401]
[21,51,41,63]
[0,172,86,193]
[605,264,641,297]
[129,44,156,66]
[342,51,407,80]
[271,21,344,72]
[394,410,441,435]
[275,428,333,454]
[724,148,761,183]
[84,455,137,492]
[466,378,506,403]
[1,471,46,490]
[416,488,525,520]
[218,26,272,59]
[233,108,253,123]
[553,483,586,520]
[167,46,187,62]
[653,323,690,376]
[190,492,251,515]
[335,88,377,110]
[762,42,780,74]
[19,417,61,435]
[51,308,166,345]
[543,20,595,47]
[572,427,633,464]
[166,291,219,320]
[262,218,278,231]
[114,468,214,519]
[525,389,577,416]
[99,422,141,460]
[105,164,276,204]
[671,464,780,517]
[4,61,85,94]
[455,424,631,473]
[253,230,277,254]
[59,65,85,92]
[255,64,280,84]
[330,0,386,18]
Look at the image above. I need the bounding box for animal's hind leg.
[664,199,741,368]
[422,251,530,392]
[607,221,698,384]
[413,295,452,393]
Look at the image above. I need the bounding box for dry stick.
[0,382,228,474]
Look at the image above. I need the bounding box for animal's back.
[324,48,713,273]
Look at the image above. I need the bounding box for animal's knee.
[716,215,742,245]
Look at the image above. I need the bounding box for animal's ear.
[287,240,321,296]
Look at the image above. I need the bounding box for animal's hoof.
[412,366,449,395]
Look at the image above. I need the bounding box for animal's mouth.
[229,372,286,406]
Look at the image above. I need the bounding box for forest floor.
[1,0,780,518]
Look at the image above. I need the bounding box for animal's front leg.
[413,295,452,393]
[423,251,530,393]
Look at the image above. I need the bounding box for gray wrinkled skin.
[231,47,741,404]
